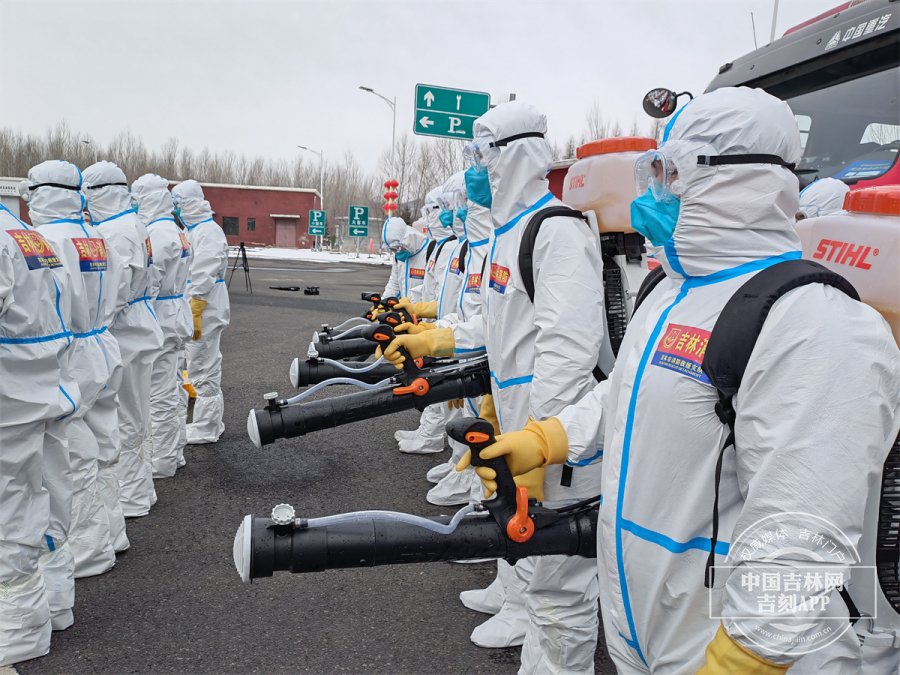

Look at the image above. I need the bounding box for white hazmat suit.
[84,162,163,540]
[798,177,850,220]
[172,180,230,445]
[552,88,900,674]
[132,175,192,487]
[0,204,78,665]
[396,187,460,455]
[388,102,607,670]
[381,217,429,303]
[27,160,126,627]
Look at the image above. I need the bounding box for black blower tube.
[244,508,598,578]
[309,338,378,360]
[253,368,489,446]
[293,359,399,387]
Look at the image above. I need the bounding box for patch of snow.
[229,246,391,266]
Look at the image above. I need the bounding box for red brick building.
[189,182,321,249]
[5,178,321,249]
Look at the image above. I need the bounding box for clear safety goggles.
[464,132,545,171]
[634,149,681,203]
[635,145,797,203]
[435,194,454,211]
[420,203,440,220]
[451,188,467,210]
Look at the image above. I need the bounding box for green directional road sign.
[414,84,491,141]
[348,205,369,237]
[308,210,326,235]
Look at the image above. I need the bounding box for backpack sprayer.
[247,324,490,448]
[234,417,600,581]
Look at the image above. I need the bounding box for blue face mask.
[131,203,139,213]
[173,206,181,217]
[630,189,680,246]
[464,166,492,209]
[439,209,454,229]
[456,207,468,223]
[395,249,411,262]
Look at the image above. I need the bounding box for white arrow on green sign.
[309,210,326,235]
[348,205,369,237]
[414,84,490,141]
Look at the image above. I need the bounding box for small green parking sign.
[414,84,491,140]
[349,205,369,237]
[309,210,326,235]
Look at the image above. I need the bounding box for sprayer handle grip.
[446,417,518,502]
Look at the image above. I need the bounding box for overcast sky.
[1,0,843,174]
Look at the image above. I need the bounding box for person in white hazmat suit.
[384,101,606,671]
[421,177,491,491]
[462,88,900,674]
[132,175,192,487]
[25,160,126,628]
[797,177,850,220]
[394,186,460,454]
[0,203,80,665]
[83,161,164,551]
[171,180,230,446]
[404,172,486,506]
[380,216,429,303]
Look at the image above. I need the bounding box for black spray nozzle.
[375,309,414,328]
[361,292,382,304]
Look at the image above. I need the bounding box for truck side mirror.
[642,88,693,119]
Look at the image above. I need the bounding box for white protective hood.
[82,161,132,222]
[171,179,214,226]
[653,87,803,280]
[423,186,453,240]
[25,160,85,226]
[131,174,175,225]
[441,170,468,240]
[473,101,552,228]
[798,177,850,219]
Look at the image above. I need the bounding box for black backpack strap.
[432,236,456,266]
[633,265,667,314]
[458,240,469,274]
[426,240,437,261]
[518,207,588,303]
[700,259,859,588]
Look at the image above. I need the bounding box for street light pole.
[298,145,325,249]
[359,86,396,179]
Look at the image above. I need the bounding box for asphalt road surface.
[19,258,616,675]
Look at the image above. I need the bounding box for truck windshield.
[787,66,899,186]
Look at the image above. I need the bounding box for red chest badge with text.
[7,230,63,270]
[409,267,426,279]
[72,237,108,272]
[489,263,510,294]
[465,273,482,294]
[146,237,153,267]
[449,257,460,275]
[651,323,711,384]
[178,232,191,258]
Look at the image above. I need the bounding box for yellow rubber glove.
[480,395,500,435]
[182,370,197,399]
[696,624,790,675]
[395,321,436,335]
[368,306,387,321]
[456,417,569,497]
[513,467,545,501]
[447,399,464,410]
[394,298,438,319]
[380,327,455,369]
[190,298,207,340]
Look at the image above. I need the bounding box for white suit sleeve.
[450,315,486,358]
[190,224,227,300]
[104,239,128,319]
[382,259,402,298]
[529,217,605,421]
[556,378,608,466]
[0,246,12,316]
[722,284,900,663]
